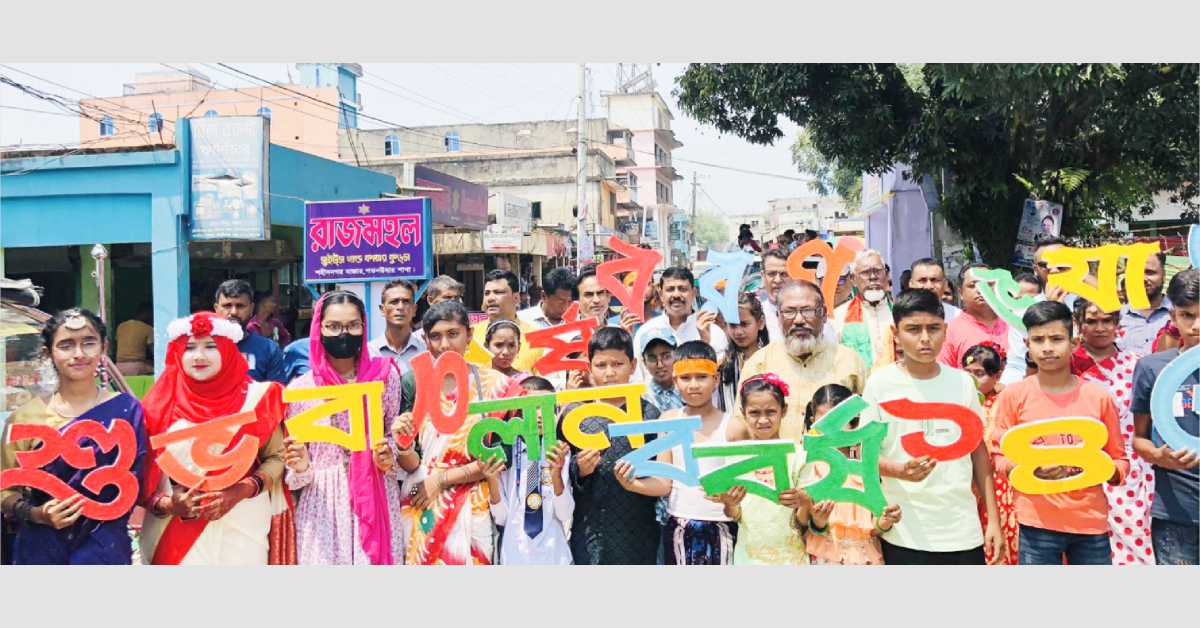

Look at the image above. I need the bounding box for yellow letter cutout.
[283,381,385,452]
[556,383,648,450]
[1042,242,1160,313]
[999,417,1116,495]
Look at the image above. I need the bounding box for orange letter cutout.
[409,350,471,442]
[786,237,864,315]
[527,302,598,375]
[596,235,662,322]
[150,411,261,491]
[1,419,139,521]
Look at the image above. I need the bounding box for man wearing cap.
[639,328,683,412]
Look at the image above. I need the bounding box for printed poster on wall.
[189,116,271,241]
[1012,199,1064,267]
[304,197,433,284]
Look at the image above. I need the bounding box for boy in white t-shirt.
[860,288,1005,565]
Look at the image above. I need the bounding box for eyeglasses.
[322,321,364,335]
[857,268,886,278]
[53,339,103,356]
[779,307,823,321]
[644,353,674,367]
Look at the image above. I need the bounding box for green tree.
[791,128,862,210]
[692,210,729,251]
[675,63,1198,264]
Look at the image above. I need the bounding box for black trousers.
[880,539,986,565]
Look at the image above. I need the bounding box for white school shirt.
[490,438,575,565]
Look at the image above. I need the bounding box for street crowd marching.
[2,226,1197,567]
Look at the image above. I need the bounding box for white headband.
[166,314,244,344]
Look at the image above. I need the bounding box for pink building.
[77,65,362,161]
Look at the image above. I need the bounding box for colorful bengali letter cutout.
[699,250,755,324]
[999,417,1116,495]
[282,382,385,453]
[527,302,597,375]
[404,350,471,448]
[595,235,662,322]
[463,339,493,368]
[1149,348,1200,453]
[150,410,261,491]
[1043,242,1161,313]
[693,440,796,504]
[785,237,863,315]
[973,268,1043,334]
[465,393,560,463]
[879,399,983,462]
[800,394,887,515]
[556,383,648,450]
[607,416,702,485]
[0,419,139,521]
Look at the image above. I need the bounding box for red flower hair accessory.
[743,372,790,398]
[979,341,1007,363]
[191,315,214,337]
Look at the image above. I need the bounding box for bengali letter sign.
[304,198,433,284]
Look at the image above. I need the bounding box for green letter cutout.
[693,440,796,504]
[801,394,887,516]
[465,393,559,463]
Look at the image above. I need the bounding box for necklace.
[51,387,103,418]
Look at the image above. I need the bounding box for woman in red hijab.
[139,311,295,565]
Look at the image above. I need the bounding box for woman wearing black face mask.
[281,291,408,564]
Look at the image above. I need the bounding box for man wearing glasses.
[368,279,427,370]
[831,249,895,373]
[731,280,867,445]
[757,248,791,343]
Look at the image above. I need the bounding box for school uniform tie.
[518,437,543,539]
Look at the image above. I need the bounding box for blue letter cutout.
[698,250,755,324]
[606,416,701,485]
[1150,348,1200,453]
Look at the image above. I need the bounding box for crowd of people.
[2,232,1197,566]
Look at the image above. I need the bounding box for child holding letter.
[861,289,1003,565]
[481,376,574,564]
[800,384,902,565]
[711,374,811,565]
[567,327,663,565]
[990,301,1129,565]
[614,341,737,565]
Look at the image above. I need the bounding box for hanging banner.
[1012,199,1063,268]
[413,165,488,230]
[304,197,432,284]
[189,116,270,241]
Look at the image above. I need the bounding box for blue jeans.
[1018,525,1111,565]
[1152,518,1199,565]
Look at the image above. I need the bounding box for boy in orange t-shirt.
[990,301,1129,565]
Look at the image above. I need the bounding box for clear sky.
[0,62,811,222]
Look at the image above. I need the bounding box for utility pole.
[689,171,698,261]
[575,63,590,271]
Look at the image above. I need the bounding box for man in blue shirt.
[1130,268,1199,565]
[214,279,287,383]
[1119,250,1172,356]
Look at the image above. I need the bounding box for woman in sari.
[139,311,295,565]
[396,300,509,565]
[282,291,406,565]
[1,308,148,564]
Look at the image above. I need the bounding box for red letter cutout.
[0,419,139,521]
[879,399,983,462]
[786,237,863,315]
[596,235,663,322]
[149,411,260,491]
[409,350,471,445]
[526,302,598,375]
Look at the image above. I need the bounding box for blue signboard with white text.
[189,116,270,241]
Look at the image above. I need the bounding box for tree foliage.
[674,63,1198,264]
[691,210,730,251]
[791,128,862,209]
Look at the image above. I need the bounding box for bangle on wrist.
[874,517,893,534]
[809,518,829,535]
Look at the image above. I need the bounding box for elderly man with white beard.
[729,280,868,445]
[831,249,895,374]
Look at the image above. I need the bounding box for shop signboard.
[189,116,270,241]
[414,165,488,230]
[304,197,432,284]
[483,232,523,253]
[492,192,532,234]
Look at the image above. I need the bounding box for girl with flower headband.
[139,311,295,565]
[614,340,739,565]
[281,291,406,565]
[800,383,902,565]
[2,308,148,564]
[712,372,813,565]
[961,342,1019,565]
